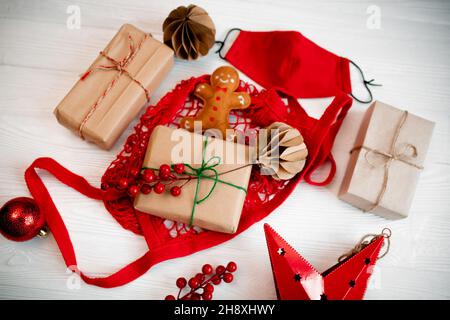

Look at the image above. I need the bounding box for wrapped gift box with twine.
[339,101,434,219]
[134,125,255,234]
[54,24,174,149]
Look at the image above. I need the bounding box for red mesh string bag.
[25,74,352,288]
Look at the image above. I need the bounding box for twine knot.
[78,33,150,138]
[351,111,423,212]
[143,138,248,227]
[338,228,392,262]
[183,138,247,226]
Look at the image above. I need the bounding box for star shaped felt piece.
[264,224,386,300]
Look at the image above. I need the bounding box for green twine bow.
[183,138,247,226]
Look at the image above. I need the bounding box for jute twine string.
[338,228,392,262]
[350,111,423,212]
[78,33,150,138]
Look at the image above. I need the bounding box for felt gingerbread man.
[180,66,251,138]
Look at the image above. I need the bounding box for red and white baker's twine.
[78,33,150,138]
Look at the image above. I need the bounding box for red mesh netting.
[99,74,347,253]
[22,74,351,288]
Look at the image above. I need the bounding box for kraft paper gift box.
[134,125,254,234]
[339,101,434,219]
[54,24,174,149]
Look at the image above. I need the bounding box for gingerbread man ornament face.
[180,66,251,139]
[211,66,240,92]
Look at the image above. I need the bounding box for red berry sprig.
[164,262,237,301]
[116,163,188,198]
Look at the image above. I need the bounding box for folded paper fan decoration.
[258,122,308,180]
[264,224,390,300]
[162,4,216,60]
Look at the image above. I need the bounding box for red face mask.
[216,29,379,103]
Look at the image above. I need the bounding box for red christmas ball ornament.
[154,182,165,194]
[170,186,182,197]
[140,184,152,195]
[118,178,128,189]
[173,163,185,174]
[226,261,237,272]
[159,164,171,179]
[127,185,139,197]
[142,169,155,183]
[0,197,47,242]
[223,273,234,283]
[176,277,187,289]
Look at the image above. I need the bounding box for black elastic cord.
[215,28,242,59]
[349,60,382,104]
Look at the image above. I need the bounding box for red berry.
[118,178,128,189]
[170,186,181,197]
[188,278,199,289]
[190,293,201,300]
[159,164,171,179]
[176,277,187,289]
[202,292,212,300]
[130,167,140,177]
[154,182,165,194]
[226,261,237,272]
[223,273,233,283]
[140,184,152,195]
[204,283,214,293]
[128,185,139,197]
[142,169,155,183]
[165,295,176,300]
[195,273,205,283]
[211,276,221,285]
[173,163,185,174]
[202,264,213,275]
[216,265,226,275]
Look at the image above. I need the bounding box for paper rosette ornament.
[258,122,308,180]
[163,4,216,60]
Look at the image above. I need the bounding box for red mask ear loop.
[302,93,353,186]
[215,28,242,60]
[303,154,337,186]
[349,60,382,104]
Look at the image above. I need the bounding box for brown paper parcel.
[134,125,254,234]
[54,24,174,149]
[339,101,434,219]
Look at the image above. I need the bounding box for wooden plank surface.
[0,0,449,299]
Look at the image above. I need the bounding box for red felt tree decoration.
[264,224,391,300]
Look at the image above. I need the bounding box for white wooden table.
[0,0,449,300]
